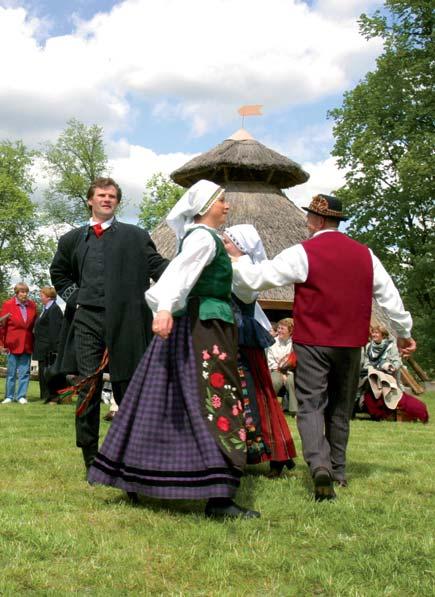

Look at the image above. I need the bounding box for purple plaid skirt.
[88,315,241,499]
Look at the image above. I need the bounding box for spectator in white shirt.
[267,318,297,415]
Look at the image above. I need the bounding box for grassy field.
[0,379,434,596]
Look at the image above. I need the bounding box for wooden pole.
[407,357,430,382]
[400,366,424,395]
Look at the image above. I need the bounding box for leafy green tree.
[138,173,184,231]
[0,141,54,296]
[41,118,109,226]
[329,0,434,371]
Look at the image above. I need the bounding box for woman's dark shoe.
[205,498,260,519]
[313,468,336,502]
[266,458,296,478]
[126,491,139,505]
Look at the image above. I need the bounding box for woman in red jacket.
[0,282,37,404]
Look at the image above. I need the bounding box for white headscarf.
[166,179,224,244]
[224,224,268,263]
[224,224,271,332]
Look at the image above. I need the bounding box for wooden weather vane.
[238,104,263,128]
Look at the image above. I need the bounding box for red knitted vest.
[292,232,373,347]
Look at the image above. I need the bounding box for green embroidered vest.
[178,226,234,324]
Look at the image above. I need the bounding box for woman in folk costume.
[223,225,297,477]
[357,324,428,423]
[88,180,260,519]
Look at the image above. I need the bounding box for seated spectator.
[267,318,297,415]
[356,325,428,423]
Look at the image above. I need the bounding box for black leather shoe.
[103,411,116,422]
[205,500,260,519]
[266,458,296,478]
[313,468,336,502]
[126,491,139,504]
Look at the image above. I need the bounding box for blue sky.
[0,0,384,220]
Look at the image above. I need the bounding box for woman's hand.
[152,310,173,340]
[222,234,245,259]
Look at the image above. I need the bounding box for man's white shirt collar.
[89,216,114,230]
[312,229,341,238]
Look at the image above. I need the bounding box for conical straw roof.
[171,129,309,189]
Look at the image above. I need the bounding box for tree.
[138,173,184,231]
[329,0,434,370]
[0,141,55,296]
[41,119,109,227]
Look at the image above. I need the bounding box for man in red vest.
[230,194,416,501]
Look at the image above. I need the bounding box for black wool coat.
[32,302,63,361]
[49,220,168,383]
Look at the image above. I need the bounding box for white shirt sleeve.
[370,250,413,338]
[232,244,308,291]
[145,227,216,314]
[231,284,259,304]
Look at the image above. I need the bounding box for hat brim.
[302,207,348,221]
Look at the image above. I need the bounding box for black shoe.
[335,479,348,488]
[82,444,98,470]
[205,499,260,519]
[266,458,296,478]
[313,468,336,502]
[103,411,116,422]
[126,491,139,505]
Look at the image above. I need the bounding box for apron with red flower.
[180,227,247,469]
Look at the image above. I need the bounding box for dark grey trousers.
[293,343,361,481]
[74,306,129,451]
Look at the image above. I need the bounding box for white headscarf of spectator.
[166,179,224,246]
[224,224,268,263]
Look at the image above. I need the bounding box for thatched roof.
[151,181,308,304]
[171,129,309,189]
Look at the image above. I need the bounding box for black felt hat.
[303,194,348,221]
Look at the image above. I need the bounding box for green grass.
[0,380,434,596]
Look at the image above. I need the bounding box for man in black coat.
[50,177,168,470]
[32,286,63,403]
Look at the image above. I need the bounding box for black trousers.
[293,343,361,481]
[38,360,51,402]
[39,353,58,402]
[73,306,129,450]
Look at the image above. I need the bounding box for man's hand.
[397,337,417,358]
[152,310,173,340]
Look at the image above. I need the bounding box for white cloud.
[263,122,335,164]
[313,0,380,18]
[29,137,193,223]
[0,0,383,142]
[107,140,193,222]
[288,156,346,209]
